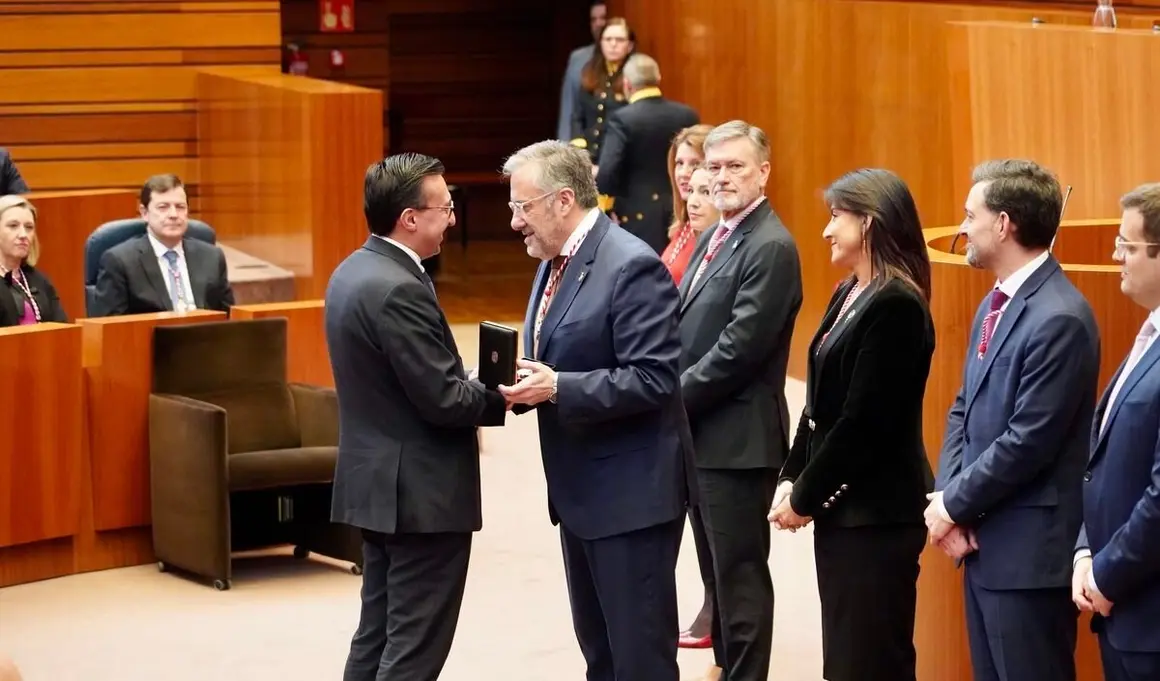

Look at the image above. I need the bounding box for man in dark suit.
[1074,183,1160,681]
[499,140,693,681]
[677,120,802,681]
[595,53,698,254]
[90,174,234,316]
[0,148,29,195]
[325,153,508,681]
[929,159,1100,681]
[557,1,607,141]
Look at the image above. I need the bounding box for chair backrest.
[84,218,216,287]
[152,318,300,454]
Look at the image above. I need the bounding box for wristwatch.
[548,374,558,404]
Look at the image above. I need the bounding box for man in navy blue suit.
[929,159,1100,681]
[499,139,694,681]
[1074,183,1160,681]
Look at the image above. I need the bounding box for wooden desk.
[82,310,227,531]
[230,300,331,387]
[0,323,83,550]
[25,190,139,321]
[196,67,383,300]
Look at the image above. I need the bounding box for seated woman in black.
[0,195,67,327]
[769,168,935,681]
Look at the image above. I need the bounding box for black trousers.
[697,468,778,681]
[561,518,683,681]
[963,571,1077,681]
[1099,630,1160,681]
[343,529,472,681]
[813,523,926,681]
[684,501,716,619]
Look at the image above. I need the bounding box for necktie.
[976,288,1009,359]
[420,270,437,298]
[533,256,566,355]
[687,222,733,289]
[162,250,183,311]
[1100,320,1157,435]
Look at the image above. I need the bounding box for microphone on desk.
[1049,185,1073,253]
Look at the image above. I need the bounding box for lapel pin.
[578,271,587,283]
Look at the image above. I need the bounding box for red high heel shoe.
[677,630,712,649]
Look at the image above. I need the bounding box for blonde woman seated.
[0,195,67,327]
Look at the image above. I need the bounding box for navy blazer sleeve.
[554,253,681,425]
[943,312,1098,521]
[377,280,506,429]
[1,151,29,194]
[1092,433,1160,602]
[594,113,628,196]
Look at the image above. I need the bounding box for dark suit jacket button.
[822,502,831,509]
[651,193,659,201]
[840,484,849,491]
[1083,471,1092,482]
[597,116,603,123]
[828,496,836,503]
[635,213,643,220]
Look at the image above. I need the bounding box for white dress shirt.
[148,232,196,310]
[375,235,425,272]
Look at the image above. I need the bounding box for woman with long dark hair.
[769,168,935,681]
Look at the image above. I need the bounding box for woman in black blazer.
[0,195,67,327]
[569,17,634,163]
[769,169,935,681]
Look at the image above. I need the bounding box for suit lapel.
[1093,341,1160,459]
[680,202,770,313]
[1090,361,1123,458]
[804,281,851,410]
[183,240,208,309]
[964,257,1061,414]
[0,275,20,323]
[525,260,549,357]
[536,217,608,359]
[814,279,883,369]
[136,238,173,311]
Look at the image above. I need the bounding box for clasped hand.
[767,481,811,532]
[924,491,978,560]
[497,358,556,407]
[1072,556,1114,616]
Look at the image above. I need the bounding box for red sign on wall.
[319,0,354,33]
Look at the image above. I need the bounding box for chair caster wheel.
[350,564,363,576]
[293,545,310,559]
[213,579,231,591]
[157,561,168,573]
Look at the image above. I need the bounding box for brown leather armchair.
[148,317,362,590]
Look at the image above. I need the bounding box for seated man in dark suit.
[595,53,699,254]
[91,173,234,317]
[0,148,29,195]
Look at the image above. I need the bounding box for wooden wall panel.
[82,310,228,531]
[0,324,83,550]
[28,189,141,323]
[280,0,591,240]
[196,68,383,299]
[230,301,332,387]
[0,0,281,201]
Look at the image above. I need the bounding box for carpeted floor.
[0,324,821,681]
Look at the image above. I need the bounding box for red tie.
[688,223,733,288]
[977,289,1009,359]
[533,256,567,354]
